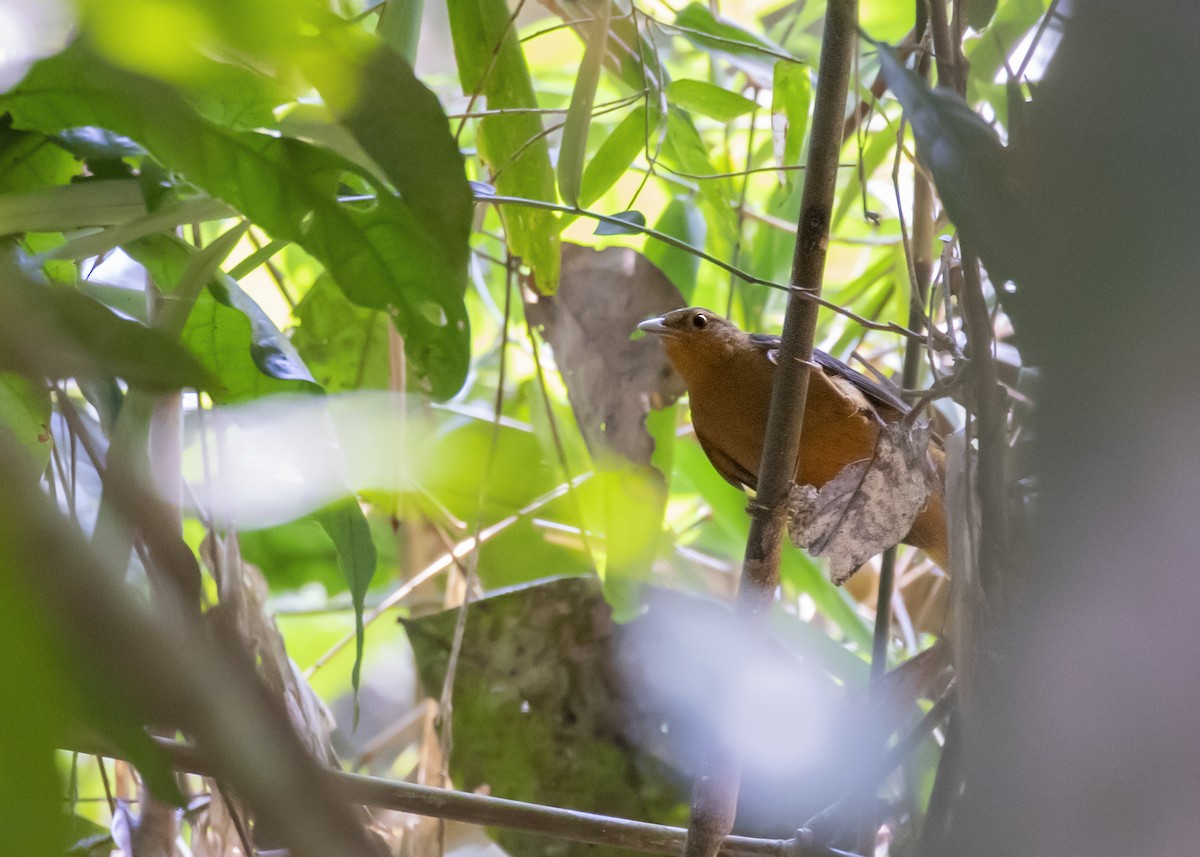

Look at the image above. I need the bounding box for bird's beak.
[637,316,670,336]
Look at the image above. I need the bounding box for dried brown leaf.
[525,244,686,466]
[788,421,934,584]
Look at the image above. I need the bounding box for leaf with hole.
[0,41,470,400]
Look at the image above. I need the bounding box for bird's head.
[637,307,755,384]
[637,307,746,345]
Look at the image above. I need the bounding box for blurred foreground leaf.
[0,40,470,399]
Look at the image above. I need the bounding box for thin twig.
[302,472,596,679]
[803,687,955,842]
[437,257,517,793]
[73,737,861,857]
[476,193,928,343]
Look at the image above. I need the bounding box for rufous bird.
[638,307,948,570]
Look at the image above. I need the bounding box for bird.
[637,307,948,570]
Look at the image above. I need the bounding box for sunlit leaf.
[292,274,389,392]
[557,2,610,208]
[0,123,80,193]
[644,196,706,297]
[664,108,736,240]
[0,374,52,475]
[666,78,758,123]
[0,41,470,400]
[578,103,660,210]
[966,0,1049,99]
[447,0,560,294]
[771,61,810,179]
[674,4,790,64]
[125,235,319,402]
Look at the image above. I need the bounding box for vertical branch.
[926,0,1010,597]
[875,12,938,682]
[682,2,860,856]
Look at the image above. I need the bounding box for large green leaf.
[292,274,390,392]
[302,31,473,299]
[0,41,470,400]
[872,39,1019,282]
[663,108,737,241]
[0,123,80,193]
[447,0,560,294]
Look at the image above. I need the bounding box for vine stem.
[68,737,860,857]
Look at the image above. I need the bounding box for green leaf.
[302,32,473,305]
[674,3,791,63]
[966,0,1049,99]
[771,61,811,176]
[0,271,216,393]
[664,108,736,240]
[293,274,390,392]
[965,0,1001,30]
[154,220,250,338]
[557,2,610,207]
[0,41,470,400]
[0,124,80,194]
[578,103,660,210]
[666,79,758,123]
[0,179,148,236]
[870,39,1018,281]
[447,0,560,294]
[126,235,319,402]
[644,196,706,297]
[314,495,377,699]
[593,209,646,235]
[210,278,316,386]
[0,374,52,475]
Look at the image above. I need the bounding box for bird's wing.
[747,333,909,415]
[694,426,759,491]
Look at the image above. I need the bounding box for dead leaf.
[525,244,686,467]
[788,421,934,584]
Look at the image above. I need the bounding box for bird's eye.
[692,313,708,329]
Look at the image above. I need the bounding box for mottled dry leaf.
[788,421,933,584]
[525,244,686,466]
